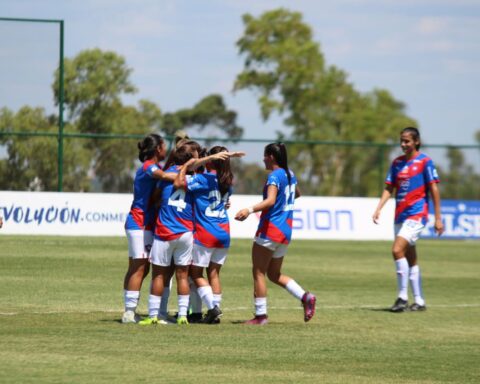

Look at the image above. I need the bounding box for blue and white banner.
[0,191,478,240]
[423,200,480,239]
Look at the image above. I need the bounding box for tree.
[51,49,243,192]
[0,107,90,191]
[440,146,480,200]
[235,9,417,196]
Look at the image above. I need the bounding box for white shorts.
[254,237,288,258]
[125,229,153,259]
[150,232,193,267]
[192,244,228,267]
[394,220,425,245]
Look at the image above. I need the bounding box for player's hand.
[235,208,250,221]
[434,218,444,236]
[372,210,380,224]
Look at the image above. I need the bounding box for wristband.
[248,207,254,214]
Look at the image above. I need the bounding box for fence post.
[57,20,65,191]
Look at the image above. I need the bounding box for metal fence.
[1,130,479,198]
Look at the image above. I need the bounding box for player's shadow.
[360,307,393,312]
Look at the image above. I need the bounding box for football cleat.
[177,316,189,325]
[138,316,168,325]
[302,292,317,322]
[244,314,268,325]
[187,312,204,324]
[121,310,141,324]
[203,306,222,324]
[390,298,408,313]
[409,303,427,312]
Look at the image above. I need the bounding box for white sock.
[409,265,425,305]
[177,295,189,317]
[213,294,222,308]
[148,294,161,318]
[395,258,409,301]
[285,280,306,301]
[255,297,267,316]
[197,285,215,310]
[189,280,203,313]
[159,287,170,317]
[124,290,140,312]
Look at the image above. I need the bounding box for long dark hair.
[265,142,291,185]
[138,133,164,162]
[208,146,233,196]
[401,127,421,150]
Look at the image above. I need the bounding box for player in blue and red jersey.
[373,127,444,312]
[122,133,176,324]
[174,145,244,324]
[235,142,316,325]
[139,142,234,325]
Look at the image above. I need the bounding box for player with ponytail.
[235,142,316,325]
[122,133,176,324]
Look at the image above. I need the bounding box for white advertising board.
[0,191,396,240]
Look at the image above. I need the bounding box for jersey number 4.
[168,189,187,212]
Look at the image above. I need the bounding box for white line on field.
[1,303,480,316]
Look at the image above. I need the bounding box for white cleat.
[122,310,141,324]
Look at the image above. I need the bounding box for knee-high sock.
[395,258,409,301]
[409,265,425,305]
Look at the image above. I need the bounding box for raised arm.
[187,151,246,171]
[173,158,196,190]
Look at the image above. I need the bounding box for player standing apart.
[373,127,444,312]
[235,142,316,325]
[122,134,174,323]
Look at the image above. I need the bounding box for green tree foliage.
[0,107,90,191]
[162,94,243,139]
[235,9,417,196]
[439,147,480,200]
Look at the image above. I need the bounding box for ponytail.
[138,134,164,162]
[265,142,291,185]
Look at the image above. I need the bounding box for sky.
[1,0,480,162]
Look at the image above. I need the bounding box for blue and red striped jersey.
[186,172,232,248]
[255,168,297,244]
[386,152,440,224]
[154,165,194,241]
[124,160,161,231]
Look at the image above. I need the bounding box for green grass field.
[0,236,479,383]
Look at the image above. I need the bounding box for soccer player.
[174,146,244,324]
[122,134,175,324]
[139,143,233,325]
[235,142,316,325]
[373,127,444,312]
